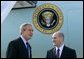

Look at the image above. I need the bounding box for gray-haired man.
[46,31,77,58]
[6,23,33,58]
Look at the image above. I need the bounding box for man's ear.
[23,29,26,31]
[23,27,26,31]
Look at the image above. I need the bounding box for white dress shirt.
[55,44,64,58]
[20,35,28,48]
[20,35,31,58]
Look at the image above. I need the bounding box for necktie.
[26,42,31,58]
[56,48,60,58]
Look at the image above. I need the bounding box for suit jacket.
[46,45,77,58]
[6,37,32,58]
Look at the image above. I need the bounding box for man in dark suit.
[46,31,77,58]
[6,23,33,58]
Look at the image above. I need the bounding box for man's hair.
[52,31,64,40]
[20,23,31,34]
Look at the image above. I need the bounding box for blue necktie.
[26,42,31,58]
[56,48,60,58]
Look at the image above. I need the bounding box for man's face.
[52,34,63,47]
[23,25,33,40]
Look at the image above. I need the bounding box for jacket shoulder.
[47,47,55,53]
[8,37,21,47]
[64,46,76,52]
[63,46,77,58]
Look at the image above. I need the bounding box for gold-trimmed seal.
[32,3,63,34]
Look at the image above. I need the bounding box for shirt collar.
[55,44,64,58]
[20,35,28,47]
[55,43,64,50]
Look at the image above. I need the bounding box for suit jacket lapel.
[52,47,57,58]
[27,42,32,58]
[19,37,27,52]
[60,45,66,58]
[19,37,32,58]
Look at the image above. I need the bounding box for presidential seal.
[33,3,63,34]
